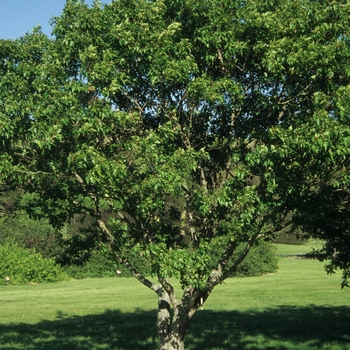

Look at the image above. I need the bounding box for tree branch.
[121,257,159,293]
[158,276,179,307]
[206,240,239,287]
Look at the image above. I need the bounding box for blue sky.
[0,0,109,40]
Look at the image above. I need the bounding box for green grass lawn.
[274,240,324,255]
[1,245,350,349]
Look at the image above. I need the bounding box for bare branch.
[121,257,159,293]
[217,48,226,73]
[206,240,239,287]
[198,166,208,193]
[96,218,115,244]
[220,236,257,281]
[14,170,51,175]
[181,184,191,196]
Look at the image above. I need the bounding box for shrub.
[0,213,63,259]
[64,250,120,279]
[234,241,278,277]
[0,243,69,285]
[64,249,152,279]
[208,238,278,277]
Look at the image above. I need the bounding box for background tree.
[1,0,350,349]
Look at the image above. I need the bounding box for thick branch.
[121,257,159,293]
[206,240,239,287]
[220,236,257,281]
[96,218,115,244]
[158,276,179,307]
[198,166,208,193]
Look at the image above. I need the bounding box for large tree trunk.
[158,287,171,348]
[161,333,185,350]
[120,262,191,350]
[158,289,193,350]
[159,312,188,350]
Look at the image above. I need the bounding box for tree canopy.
[1,0,350,348]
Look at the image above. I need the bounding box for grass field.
[274,240,324,255]
[1,244,350,349]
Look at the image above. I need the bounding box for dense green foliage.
[234,241,278,277]
[65,241,278,279]
[1,0,350,347]
[0,243,69,285]
[64,250,120,279]
[0,208,278,279]
[0,212,62,259]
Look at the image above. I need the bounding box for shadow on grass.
[1,305,350,349]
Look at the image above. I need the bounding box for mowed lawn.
[1,245,350,350]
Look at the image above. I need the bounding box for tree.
[1,0,350,348]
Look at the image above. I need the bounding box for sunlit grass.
[274,240,324,255]
[0,245,349,349]
[0,277,155,325]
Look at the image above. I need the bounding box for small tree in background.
[1,0,350,348]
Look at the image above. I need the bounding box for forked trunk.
[158,289,191,350]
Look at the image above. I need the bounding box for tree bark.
[158,290,193,350]
[158,287,171,349]
[161,334,185,350]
